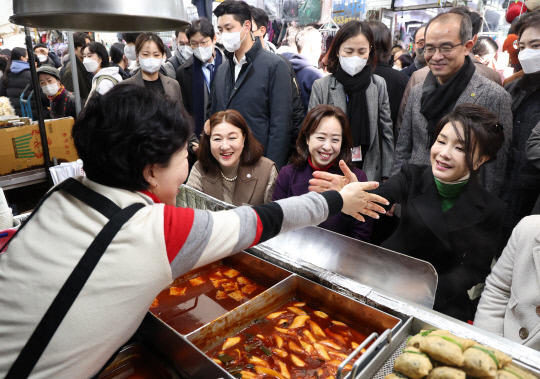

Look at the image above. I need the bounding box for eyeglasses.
[189,39,212,49]
[424,43,463,56]
[415,40,425,48]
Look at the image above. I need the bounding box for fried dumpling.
[394,347,433,379]
[463,343,512,377]
[427,366,466,379]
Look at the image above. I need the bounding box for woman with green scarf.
[309,103,506,323]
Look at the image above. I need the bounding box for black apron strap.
[62,177,122,218]
[6,180,145,378]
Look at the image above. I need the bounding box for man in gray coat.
[392,11,512,196]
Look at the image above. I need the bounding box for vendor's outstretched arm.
[164,186,387,278]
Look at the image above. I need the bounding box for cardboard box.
[0,117,78,176]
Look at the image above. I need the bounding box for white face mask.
[392,65,401,70]
[518,48,540,74]
[41,83,59,97]
[139,57,162,74]
[221,26,248,53]
[339,56,368,76]
[124,45,137,61]
[83,57,99,73]
[193,46,214,62]
[178,45,193,59]
[37,54,48,63]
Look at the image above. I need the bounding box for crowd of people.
[0,0,540,375]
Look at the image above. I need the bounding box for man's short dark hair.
[83,41,110,68]
[326,20,377,73]
[186,18,215,40]
[472,36,498,57]
[73,84,191,191]
[73,32,90,49]
[413,25,426,43]
[122,33,141,44]
[425,12,472,44]
[33,43,48,51]
[110,43,125,64]
[518,11,540,40]
[213,0,252,25]
[174,27,189,39]
[367,21,392,64]
[449,7,483,37]
[250,6,269,35]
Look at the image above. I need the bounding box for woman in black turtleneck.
[310,103,506,323]
[308,20,394,183]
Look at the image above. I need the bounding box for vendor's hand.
[308,160,359,192]
[339,181,389,222]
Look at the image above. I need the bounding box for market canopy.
[10,0,189,32]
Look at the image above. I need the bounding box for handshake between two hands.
[307,160,390,222]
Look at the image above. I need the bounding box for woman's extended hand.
[339,181,389,221]
[309,160,358,192]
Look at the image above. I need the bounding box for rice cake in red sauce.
[150,265,267,335]
[206,299,369,379]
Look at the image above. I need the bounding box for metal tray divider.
[348,329,392,379]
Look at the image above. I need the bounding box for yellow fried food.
[385,374,408,379]
[463,343,512,377]
[427,366,466,379]
[496,364,537,379]
[419,335,466,366]
[407,329,452,348]
[394,347,433,379]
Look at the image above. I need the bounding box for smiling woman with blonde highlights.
[187,109,278,205]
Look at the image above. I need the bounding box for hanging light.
[10,0,189,31]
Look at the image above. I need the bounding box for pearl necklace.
[221,171,237,182]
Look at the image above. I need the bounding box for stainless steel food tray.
[138,255,403,378]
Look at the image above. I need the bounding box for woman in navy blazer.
[273,105,373,242]
[310,103,506,322]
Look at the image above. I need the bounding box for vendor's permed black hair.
[72,84,192,191]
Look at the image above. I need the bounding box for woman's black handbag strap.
[7,178,145,378]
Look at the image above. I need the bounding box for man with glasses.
[392,11,512,197]
[397,8,503,130]
[401,25,426,78]
[176,18,225,138]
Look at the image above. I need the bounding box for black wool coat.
[372,164,506,322]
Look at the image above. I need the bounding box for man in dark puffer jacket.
[0,47,49,119]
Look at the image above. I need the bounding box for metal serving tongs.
[337,329,393,379]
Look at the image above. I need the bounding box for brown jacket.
[188,157,277,206]
[396,54,503,130]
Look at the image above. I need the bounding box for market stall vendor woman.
[0,84,388,378]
